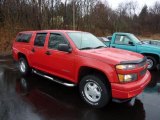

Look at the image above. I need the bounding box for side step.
[32,69,76,87]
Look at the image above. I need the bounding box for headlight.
[116,64,136,70]
[118,74,137,83]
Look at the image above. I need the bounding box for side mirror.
[58,44,72,53]
[128,41,134,46]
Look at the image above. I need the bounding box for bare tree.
[1,0,160,54]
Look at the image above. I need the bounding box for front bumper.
[111,70,151,99]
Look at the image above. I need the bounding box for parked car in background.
[105,32,160,70]
[12,30,151,108]
[107,36,112,41]
[97,37,111,46]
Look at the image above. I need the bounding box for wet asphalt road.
[0,56,160,120]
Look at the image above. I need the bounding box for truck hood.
[79,48,144,65]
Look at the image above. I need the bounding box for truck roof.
[114,32,132,35]
[19,30,82,34]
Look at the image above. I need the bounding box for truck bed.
[143,40,160,46]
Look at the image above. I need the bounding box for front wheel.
[146,56,157,70]
[79,74,111,108]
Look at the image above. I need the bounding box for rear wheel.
[19,57,30,76]
[146,56,157,70]
[79,74,111,108]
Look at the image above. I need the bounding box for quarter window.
[34,33,47,47]
[16,33,32,43]
[48,33,67,50]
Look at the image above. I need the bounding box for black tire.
[146,56,157,70]
[19,57,30,76]
[79,74,111,108]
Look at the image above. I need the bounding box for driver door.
[111,35,137,52]
[44,33,75,81]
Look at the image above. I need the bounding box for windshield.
[130,34,141,44]
[67,32,106,49]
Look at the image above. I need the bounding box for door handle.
[31,48,35,52]
[45,51,51,55]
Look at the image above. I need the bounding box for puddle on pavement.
[0,62,160,120]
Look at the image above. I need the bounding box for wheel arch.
[77,66,111,88]
[17,52,30,66]
[18,52,27,59]
[141,53,160,63]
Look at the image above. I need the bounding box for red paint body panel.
[12,30,151,100]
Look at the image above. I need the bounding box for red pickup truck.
[12,30,151,108]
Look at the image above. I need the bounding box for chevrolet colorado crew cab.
[12,30,151,108]
[105,32,160,70]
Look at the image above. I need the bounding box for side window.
[48,33,67,50]
[115,35,131,45]
[123,36,131,45]
[34,33,47,47]
[16,34,23,42]
[16,33,32,43]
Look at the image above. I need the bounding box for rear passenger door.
[30,33,48,71]
[45,33,75,81]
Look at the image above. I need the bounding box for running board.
[32,69,76,87]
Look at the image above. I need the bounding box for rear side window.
[16,33,32,43]
[34,33,47,47]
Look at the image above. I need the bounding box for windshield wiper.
[79,47,94,50]
[94,46,106,49]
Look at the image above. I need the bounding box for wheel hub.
[147,59,153,69]
[84,81,101,102]
[20,61,26,73]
